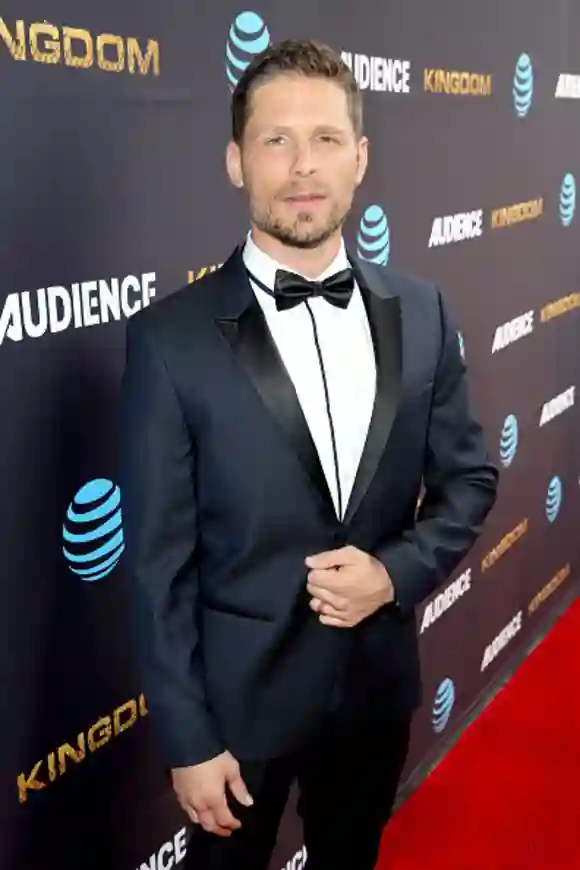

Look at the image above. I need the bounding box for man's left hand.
[304,546,395,627]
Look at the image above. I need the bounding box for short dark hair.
[231,38,363,144]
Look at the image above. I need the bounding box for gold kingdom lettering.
[47,752,57,781]
[114,699,138,735]
[0,17,27,60]
[97,33,124,72]
[541,292,580,322]
[491,199,543,229]
[529,564,571,613]
[127,37,160,76]
[88,716,113,751]
[17,761,46,803]
[63,27,92,69]
[57,734,87,775]
[187,264,223,284]
[481,74,492,95]
[17,695,150,803]
[482,519,528,572]
[29,23,60,64]
[423,68,492,96]
[0,19,158,76]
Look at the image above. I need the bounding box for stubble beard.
[252,199,350,250]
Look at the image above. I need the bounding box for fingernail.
[245,795,254,806]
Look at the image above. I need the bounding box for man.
[119,39,499,870]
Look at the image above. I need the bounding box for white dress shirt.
[243,232,377,520]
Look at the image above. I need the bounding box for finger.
[213,794,242,831]
[319,613,351,627]
[309,594,346,617]
[311,565,362,594]
[305,548,351,570]
[227,771,254,808]
[179,799,200,825]
[198,809,234,837]
[309,596,345,615]
[307,568,344,588]
[315,598,350,620]
[307,570,350,598]
[307,586,348,610]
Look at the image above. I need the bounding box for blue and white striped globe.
[357,205,390,266]
[62,479,124,581]
[545,476,562,523]
[559,173,576,227]
[226,11,270,90]
[432,678,456,734]
[500,414,519,467]
[513,53,534,118]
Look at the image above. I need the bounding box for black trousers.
[184,708,411,870]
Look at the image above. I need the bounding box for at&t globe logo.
[545,476,563,523]
[513,53,534,118]
[559,173,576,227]
[226,11,270,90]
[357,205,390,266]
[62,479,125,581]
[500,414,518,467]
[432,678,455,734]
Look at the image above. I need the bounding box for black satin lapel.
[343,288,402,525]
[215,297,336,520]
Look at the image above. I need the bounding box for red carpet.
[378,595,580,869]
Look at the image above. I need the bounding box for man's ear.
[226,140,244,188]
[355,136,369,186]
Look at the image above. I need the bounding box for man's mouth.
[283,194,327,203]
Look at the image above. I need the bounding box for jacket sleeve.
[376,287,499,617]
[119,314,225,768]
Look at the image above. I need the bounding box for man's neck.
[249,225,342,279]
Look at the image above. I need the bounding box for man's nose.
[292,142,317,176]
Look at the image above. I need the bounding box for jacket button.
[332,531,347,546]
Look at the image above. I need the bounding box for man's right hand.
[171,750,254,837]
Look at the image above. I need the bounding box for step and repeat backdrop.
[1,1,579,869]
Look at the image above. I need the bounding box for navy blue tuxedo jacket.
[119,245,499,768]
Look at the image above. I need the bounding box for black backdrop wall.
[1,2,579,869]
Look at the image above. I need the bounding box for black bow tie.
[273,267,355,312]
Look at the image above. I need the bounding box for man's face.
[227,73,368,249]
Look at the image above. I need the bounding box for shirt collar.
[242,230,350,294]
